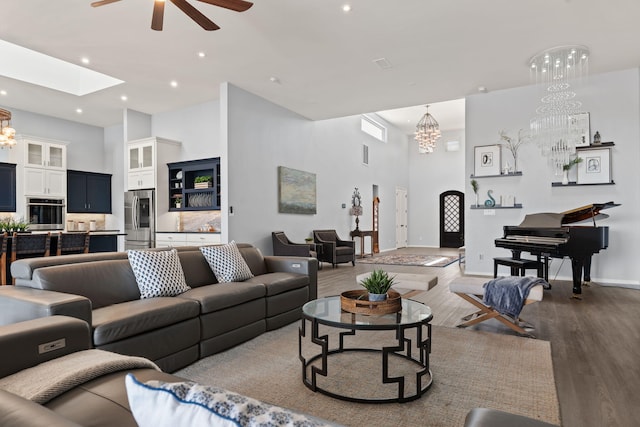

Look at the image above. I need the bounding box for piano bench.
[449,276,544,338]
[493,257,544,279]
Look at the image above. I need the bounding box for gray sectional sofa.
[0,243,318,372]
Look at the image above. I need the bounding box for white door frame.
[395,187,408,248]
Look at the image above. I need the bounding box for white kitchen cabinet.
[155,232,221,248]
[185,233,221,245]
[127,170,155,190]
[24,140,66,170]
[24,168,66,197]
[155,232,185,248]
[126,137,180,191]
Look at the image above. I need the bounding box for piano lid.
[561,201,620,224]
[516,202,620,228]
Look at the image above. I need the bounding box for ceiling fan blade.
[151,0,165,31]
[91,0,121,7]
[170,0,220,30]
[197,0,253,12]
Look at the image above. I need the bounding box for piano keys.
[495,202,619,297]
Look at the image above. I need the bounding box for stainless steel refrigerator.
[124,189,155,250]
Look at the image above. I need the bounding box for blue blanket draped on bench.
[483,276,547,318]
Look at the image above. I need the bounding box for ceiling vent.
[373,58,393,70]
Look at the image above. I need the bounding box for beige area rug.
[177,323,560,427]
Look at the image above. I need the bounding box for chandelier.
[0,108,16,149]
[529,45,589,174]
[414,105,441,153]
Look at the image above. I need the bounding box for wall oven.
[27,198,65,230]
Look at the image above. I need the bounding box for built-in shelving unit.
[168,158,220,211]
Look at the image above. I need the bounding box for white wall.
[465,68,640,287]
[408,128,466,247]
[152,101,221,160]
[222,83,410,255]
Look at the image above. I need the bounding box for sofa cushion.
[127,249,190,299]
[30,260,141,309]
[200,241,254,283]
[92,298,200,346]
[176,250,218,288]
[125,374,337,427]
[244,272,309,296]
[178,281,265,314]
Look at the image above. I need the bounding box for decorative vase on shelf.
[475,193,479,207]
[562,170,569,185]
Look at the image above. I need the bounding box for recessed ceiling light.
[0,90,6,96]
[478,86,488,93]
[342,4,352,12]
[81,57,90,65]
[121,95,128,101]
[170,80,178,88]
[269,76,281,84]
[76,108,83,114]
[197,52,206,58]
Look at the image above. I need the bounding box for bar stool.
[57,231,90,256]
[0,232,7,285]
[11,232,51,284]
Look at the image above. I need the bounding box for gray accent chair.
[313,229,355,268]
[271,231,321,269]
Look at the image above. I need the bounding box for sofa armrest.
[264,256,318,300]
[0,389,82,427]
[0,316,91,379]
[0,287,92,326]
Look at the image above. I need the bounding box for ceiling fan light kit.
[91,0,253,31]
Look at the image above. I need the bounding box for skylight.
[0,39,124,96]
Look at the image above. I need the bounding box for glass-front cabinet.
[128,142,154,171]
[24,140,66,170]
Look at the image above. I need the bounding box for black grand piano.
[495,202,619,296]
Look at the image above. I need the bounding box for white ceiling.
[0,1,639,129]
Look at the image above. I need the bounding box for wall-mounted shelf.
[551,181,615,187]
[576,142,615,149]
[470,204,522,209]
[470,172,522,179]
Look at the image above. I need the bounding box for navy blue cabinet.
[67,170,112,213]
[167,158,220,211]
[0,163,16,212]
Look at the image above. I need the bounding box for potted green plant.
[359,269,396,301]
[561,157,583,185]
[194,176,213,189]
[174,197,182,209]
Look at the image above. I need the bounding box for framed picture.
[577,147,611,184]
[569,112,590,147]
[278,166,317,214]
[474,144,502,176]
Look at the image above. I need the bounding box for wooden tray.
[340,290,402,315]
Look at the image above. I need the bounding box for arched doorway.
[440,190,464,248]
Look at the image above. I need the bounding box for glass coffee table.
[299,296,433,403]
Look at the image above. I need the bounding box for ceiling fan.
[91,0,253,31]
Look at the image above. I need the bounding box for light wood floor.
[316,247,640,427]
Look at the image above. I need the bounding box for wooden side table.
[350,229,373,258]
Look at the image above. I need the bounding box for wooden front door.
[440,190,464,248]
